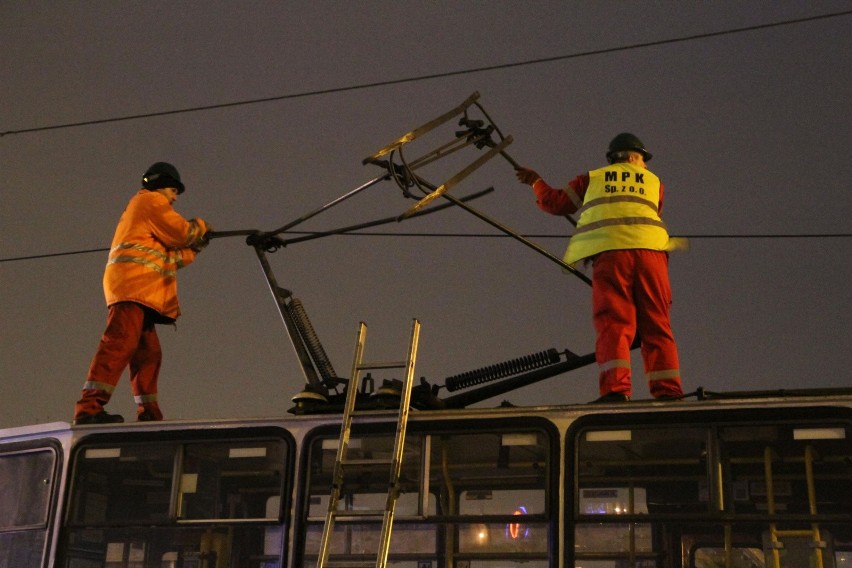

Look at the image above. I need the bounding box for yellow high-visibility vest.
[563,163,672,265]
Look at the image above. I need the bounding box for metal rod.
[439,192,590,283]
[280,187,494,246]
[205,229,258,240]
[205,187,492,247]
[408,174,592,285]
[251,242,323,390]
[404,131,492,172]
[497,149,577,228]
[463,99,579,229]
[208,174,392,241]
[401,137,513,218]
[266,172,391,236]
[364,92,480,163]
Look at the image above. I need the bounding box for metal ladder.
[763,445,827,568]
[316,319,421,568]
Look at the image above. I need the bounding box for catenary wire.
[2,9,849,264]
[2,233,849,264]
[1,10,849,137]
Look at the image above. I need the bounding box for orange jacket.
[103,190,208,321]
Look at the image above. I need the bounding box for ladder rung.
[356,360,406,370]
[324,561,377,568]
[340,457,393,466]
[308,513,424,523]
[330,509,386,517]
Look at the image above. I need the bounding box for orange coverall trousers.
[592,249,683,399]
[74,302,164,420]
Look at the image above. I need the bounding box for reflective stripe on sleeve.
[184,220,202,247]
[565,187,583,209]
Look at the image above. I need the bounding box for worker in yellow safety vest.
[516,133,685,403]
[73,162,211,424]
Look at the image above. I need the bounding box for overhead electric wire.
[1,10,849,137]
[2,8,849,265]
[2,233,849,264]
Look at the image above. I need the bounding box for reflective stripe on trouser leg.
[134,393,159,404]
[593,251,638,397]
[74,381,118,418]
[633,250,683,398]
[81,381,117,394]
[598,359,632,397]
[134,394,163,420]
[74,303,147,419]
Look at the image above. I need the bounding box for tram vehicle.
[2,385,851,568]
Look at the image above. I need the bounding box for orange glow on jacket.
[103,190,208,320]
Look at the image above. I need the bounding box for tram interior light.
[793,427,846,440]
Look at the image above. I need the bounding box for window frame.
[294,416,560,567]
[566,406,852,567]
[0,438,63,568]
[59,426,294,566]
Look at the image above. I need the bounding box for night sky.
[2,2,850,429]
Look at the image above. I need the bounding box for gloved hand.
[515,167,542,186]
[191,224,213,253]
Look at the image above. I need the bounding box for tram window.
[459,489,544,516]
[302,427,552,566]
[573,426,708,566]
[308,431,548,516]
[762,530,837,568]
[431,432,548,515]
[432,431,550,557]
[577,426,709,515]
[306,522,439,558]
[63,435,289,568]
[304,433,438,561]
[64,524,278,567]
[0,448,56,568]
[457,519,550,556]
[308,434,427,518]
[719,423,851,568]
[692,546,764,567]
[68,442,177,525]
[0,449,54,529]
[179,440,285,520]
[721,423,851,516]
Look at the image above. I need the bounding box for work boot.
[591,392,630,403]
[137,409,162,421]
[72,411,125,425]
[137,402,163,421]
[654,393,683,401]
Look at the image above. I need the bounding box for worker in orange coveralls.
[516,133,685,403]
[73,162,211,424]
